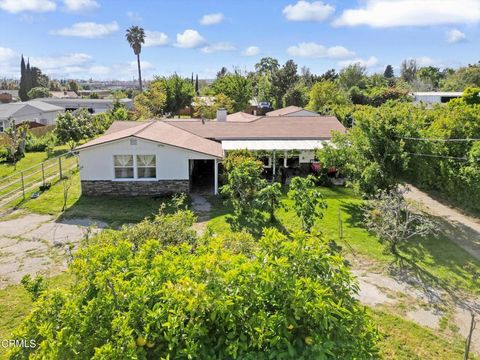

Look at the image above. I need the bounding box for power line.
[405,152,469,161]
[401,137,480,142]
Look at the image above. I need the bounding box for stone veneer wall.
[81,180,190,196]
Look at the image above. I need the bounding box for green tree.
[54,110,92,150]
[383,65,394,79]
[4,121,29,168]
[211,73,253,112]
[288,176,327,233]
[364,187,435,254]
[133,79,167,119]
[282,81,308,107]
[163,74,195,117]
[400,59,418,83]
[307,81,349,114]
[220,152,268,231]
[126,26,146,91]
[19,56,28,101]
[254,57,280,75]
[271,60,299,108]
[338,64,366,90]
[68,80,79,94]
[27,87,50,99]
[417,66,442,89]
[462,87,480,105]
[9,209,378,359]
[193,93,234,119]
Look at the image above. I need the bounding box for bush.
[25,133,57,152]
[9,211,378,359]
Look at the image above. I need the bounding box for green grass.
[0,273,72,359]
[208,186,480,298]
[18,171,174,228]
[372,309,477,360]
[0,146,69,179]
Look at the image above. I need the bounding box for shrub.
[25,133,57,152]
[288,176,327,232]
[9,214,378,359]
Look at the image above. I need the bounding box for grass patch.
[208,186,480,298]
[18,171,176,227]
[0,146,69,179]
[372,309,477,359]
[0,273,72,359]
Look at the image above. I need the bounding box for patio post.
[272,150,276,181]
[214,158,219,195]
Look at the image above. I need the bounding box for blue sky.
[0,0,479,80]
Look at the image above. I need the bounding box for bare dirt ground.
[404,184,480,260]
[190,194,212,235]
[0,211,106,288]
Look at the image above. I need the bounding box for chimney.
[217,108,227,122]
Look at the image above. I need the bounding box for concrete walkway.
[404,185,480,261]
[0,212,106,288]
[190,194,212,235]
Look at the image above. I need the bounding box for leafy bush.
[288,176,327,232]
[25,132,57,152]
[9,210,378,359]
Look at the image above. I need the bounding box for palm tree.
[125,26,145,92]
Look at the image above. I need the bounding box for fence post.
[58,156,63,180]
[41,163,45,186]
[338,209,343,240]
[21,171,25,199]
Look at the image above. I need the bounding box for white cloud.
[129,60,154,71]
[144,31,169,47]
[0,46,15,62]
[334,0,480,27]
[0,0,56,13]
[283,1,335,22]
[88,65,110,75]
[446,29,466,43]
[242,46,260,56]
[200,12,224,25]
[338,56,379,68]
[287,42,354,58]
[127,11,142,22]
[175,29,206,48]
[51,21,119,38]
[30,53,92,70]
[201,42,235,54]
[63,0,99,12]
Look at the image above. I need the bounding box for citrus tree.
[10,208,379,359]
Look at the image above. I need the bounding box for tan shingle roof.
[265,106,312,116]
[165,115,345,140]
[226,112,261,122]
[76,120,223,158]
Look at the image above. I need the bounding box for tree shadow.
[340,201,366,228]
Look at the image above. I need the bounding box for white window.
[114,155,134,179]
[137,155,156,179]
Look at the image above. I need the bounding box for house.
[75,107,346,197]
[50,91,80,99]
[0,100,64,132]
[412,92,463,104]
[38,98,133,114]
[266,105,319,117]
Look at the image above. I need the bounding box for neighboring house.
[50,91,80,99]
[412,92,463,104]
[0,100,64,132]
[266,105,318,117]
[76,107,346,197]
[0,90,19,103]
[39,98,133,114]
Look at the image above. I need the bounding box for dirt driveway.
[0,212,106,288]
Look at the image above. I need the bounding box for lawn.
[17,171,176,228]
[0,146,69,179]
[208,186,480,298]
[0,273,72,360]
[371,309,476,359]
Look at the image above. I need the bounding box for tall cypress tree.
[195,74,199,95]
[19,56,28,101]
[25,60,33,97]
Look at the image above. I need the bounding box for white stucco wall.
[78,137,218,181]
[287,110,319,117]
[1,109,62,127]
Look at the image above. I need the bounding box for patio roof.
[221,139,329,151]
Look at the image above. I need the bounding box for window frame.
[113,154,135,180]
[112,154,158,181]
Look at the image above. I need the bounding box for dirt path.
[0,211,106,288]
[404,185,480,261]
[190,194,212,235]
[353,263,480,354]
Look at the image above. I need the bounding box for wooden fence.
[0,152,78,209]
